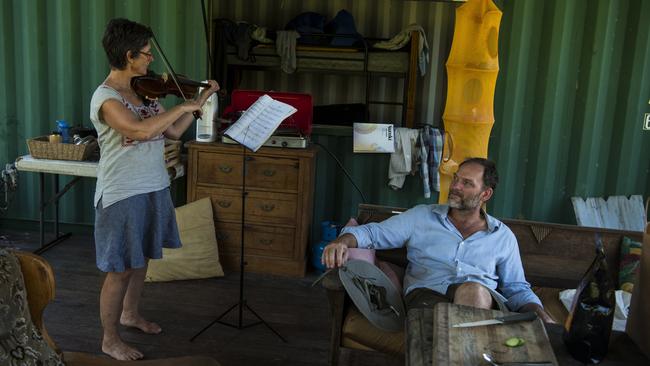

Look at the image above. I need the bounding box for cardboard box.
[353,123,395,153]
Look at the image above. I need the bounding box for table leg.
[54,174,59,238]
[34,174,75,255]
[39,172,45,249]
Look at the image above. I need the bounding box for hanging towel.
[373,23,430,76]
[388,128,420,190]
[419,126,443,193]
[276,30,300,74]
[418,132,431,198]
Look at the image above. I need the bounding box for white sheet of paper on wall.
[353,123,395,153]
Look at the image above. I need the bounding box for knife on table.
[451,311,537,328]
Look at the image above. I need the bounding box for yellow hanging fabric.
[439,0,502,203]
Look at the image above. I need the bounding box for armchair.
[13,250,220,366]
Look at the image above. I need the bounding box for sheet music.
[224,94,297,152]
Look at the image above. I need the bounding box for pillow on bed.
[146,198,224,282]
[0,249,64,366]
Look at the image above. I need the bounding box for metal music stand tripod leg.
[190,145,286,343]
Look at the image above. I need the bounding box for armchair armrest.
[320,268,345,292]
[320,268,348,366]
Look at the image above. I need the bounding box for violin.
[131,70,210,101]
[133,34,213,119]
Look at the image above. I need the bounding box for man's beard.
[448,190,482,210]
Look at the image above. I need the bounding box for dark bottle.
[563,234,615,364]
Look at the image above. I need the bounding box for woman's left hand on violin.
[198,80,220,105]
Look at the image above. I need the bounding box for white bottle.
[196,83,218,142]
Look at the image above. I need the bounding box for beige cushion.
[342,306,405,356]
[0,249,64,365]
[146,198,224,282]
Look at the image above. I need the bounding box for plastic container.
[311,221,341,273]
[56,120,71,143]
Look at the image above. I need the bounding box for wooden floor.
[0,229,401,366]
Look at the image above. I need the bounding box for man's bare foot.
[102,338,143,361]
[120,313,162,334]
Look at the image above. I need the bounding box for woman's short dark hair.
[459,157,499,191]
[102,18,153,70]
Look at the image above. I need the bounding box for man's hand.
[519,303,556,324]
[321,233,358,269]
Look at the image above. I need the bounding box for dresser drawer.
[246,156,299,191]
[196,152,242,186]
[195,151,299,192]
[213,221,241,253]
[195,187,297,226]
[245,191,297,226]
[215,222,295,259]
[194,187,242,222]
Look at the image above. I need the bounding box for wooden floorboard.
[0,229,402,366]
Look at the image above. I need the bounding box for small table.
[15,155,99,254]
[14,155,184,254]
[407,303,649,366]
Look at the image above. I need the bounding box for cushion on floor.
[0,249,64,366]
[342,306,405,356]
[146,197,224,282]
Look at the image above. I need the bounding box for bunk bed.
[218,31,421,128]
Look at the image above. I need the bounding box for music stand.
[190,136,287,343]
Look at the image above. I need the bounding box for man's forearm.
[335,233,358,248]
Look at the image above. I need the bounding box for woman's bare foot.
[120,313,162,334]
[102,338,143,361]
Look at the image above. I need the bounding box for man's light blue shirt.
[340,204,542,311]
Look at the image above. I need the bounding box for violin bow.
[149,34,191,102]
[150,34,204,119]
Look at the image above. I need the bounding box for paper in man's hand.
[224,94,297,152]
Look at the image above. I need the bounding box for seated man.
[321,157,554,322]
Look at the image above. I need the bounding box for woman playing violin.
[89,18,219,361]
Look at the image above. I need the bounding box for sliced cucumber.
[504,337,525,347]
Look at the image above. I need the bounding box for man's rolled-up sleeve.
[496,232,542,311]
[339,207,418,250]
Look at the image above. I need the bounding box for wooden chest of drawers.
[187,141,317,277]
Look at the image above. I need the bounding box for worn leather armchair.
[14,250,220,366]
[320,204,409,365]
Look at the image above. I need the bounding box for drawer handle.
[218,165,233,173]
[260,203,275,212]
[262,169,276,177]
[260,238,273,245]
[217,200,232,208]
[217,232,229,241]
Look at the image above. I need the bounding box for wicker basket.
[27,136,98,161]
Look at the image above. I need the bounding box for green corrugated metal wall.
[0,0,209,226]
[491,0,650,223]
[1,0,648,236]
